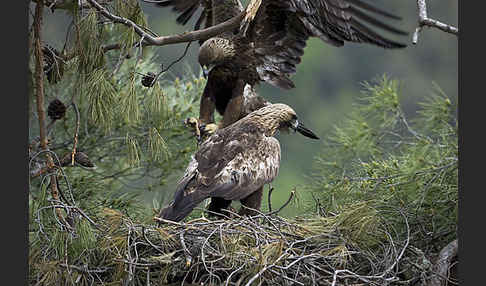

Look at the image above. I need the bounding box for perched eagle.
[159,103,319,222]
[148,0,407,130]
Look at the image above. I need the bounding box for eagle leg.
[239,186,263,216]
[199,83,216,125]
[221,79,246,128]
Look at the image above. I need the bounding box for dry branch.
[33,0,67,226]
[86,0,245,47]
[31,0,114,11]
[412,0,458,44]
[428,239,458,286]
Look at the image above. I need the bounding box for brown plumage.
[149,0,407,129]
[150,0,407,219]
[159,103,319,222]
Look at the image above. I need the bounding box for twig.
[85,0,245,47]
[244,250,289,286]
[137,41,193,87]
[266,190,295,216]
[70,102,80,166]
[59,263,110,273]
[412,0,458,44]
[331,209,410,286]
[267,184,274,212]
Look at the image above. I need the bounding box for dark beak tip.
[296,124,320,140]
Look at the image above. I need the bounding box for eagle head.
[198,37,236,77]
[250,104,320,139]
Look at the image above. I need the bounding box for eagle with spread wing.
[159,103,319,222]
[147,0,407,131]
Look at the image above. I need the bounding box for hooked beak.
[201,65,209,78]
[292,120,319,140]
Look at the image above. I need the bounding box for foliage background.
[36,0,458,216]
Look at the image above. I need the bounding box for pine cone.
[47,99,67,121]
[42,45,64,84]
[59,151,95,168]
[74,152,95,168]
[141,72,157,87]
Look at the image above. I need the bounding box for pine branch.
[31,0,114,11]
[412,0,458,44]
[85,0,245,47]
[33,0,67,226]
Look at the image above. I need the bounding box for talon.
[184,117,202,141]
[200,123,219,137]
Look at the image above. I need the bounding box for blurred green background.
[39,0,457,216]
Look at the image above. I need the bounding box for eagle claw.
[184,117,219,143]
[199,123,219,137]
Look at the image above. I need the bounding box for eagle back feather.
[161,120,281,221]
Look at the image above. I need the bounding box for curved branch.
[428,239,458,286]
[86,0,245,47]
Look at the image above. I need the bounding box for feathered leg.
[199,83,216,124]
[239,186,263,216]
[221,79,246,128]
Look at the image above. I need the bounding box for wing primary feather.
[154,1,174,7]
[349,18,407,48]
[176,4,199,25]
[194,9,206,30]
[347,6,408,35]
[343,0,403,20]
[142,0,173,6]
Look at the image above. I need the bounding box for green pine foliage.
[29,0,457,283]
[308,76,457,261]
[29,4,205,279]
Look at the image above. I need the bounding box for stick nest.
[30,200,451,286]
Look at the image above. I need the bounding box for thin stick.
[412,0,458,44]
[86,0,245,47]
[267,184,274,212]
[267,191,295,216]
[70,102,80,166]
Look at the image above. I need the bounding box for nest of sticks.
[89,204,421,285]
[30,195,457,286]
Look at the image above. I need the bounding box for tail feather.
[159,189,208,222]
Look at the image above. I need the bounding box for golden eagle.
[159,103,319,222]
[148,0,407,130]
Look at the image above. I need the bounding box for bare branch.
[31,0,114,11]
[267,184,274,212]
[413,0,458,44]
[267,190,295,216]
[428,239,458,286]
[33,1,67,225]
[70,103,81,166]
[85,0,245,47]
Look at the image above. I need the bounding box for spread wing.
[144,0,243,31]
[159,123,280,222]
[244,0,407,89]
[144,0,208,29]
